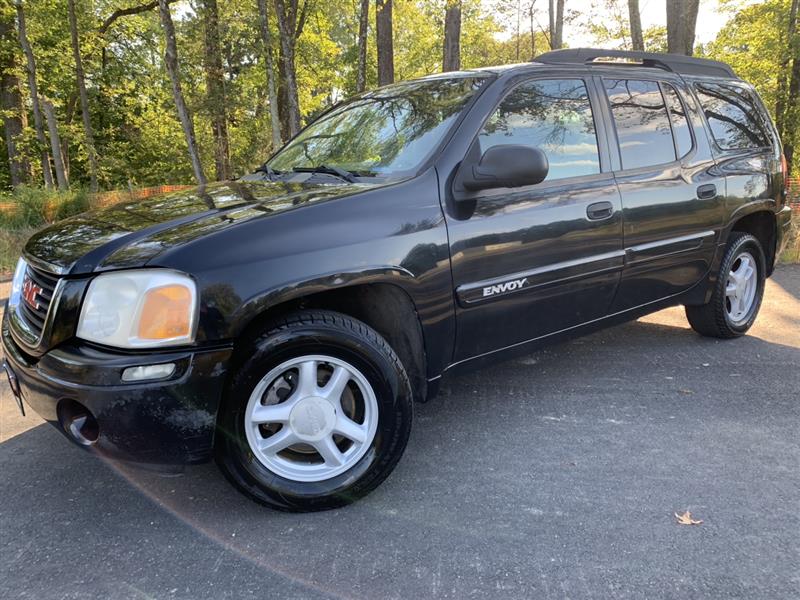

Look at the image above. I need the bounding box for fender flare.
[228,265,418,339]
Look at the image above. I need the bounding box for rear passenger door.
[602,77,725,312]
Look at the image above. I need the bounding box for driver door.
[445,77,624,361]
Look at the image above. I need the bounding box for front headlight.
[77,270,197,349]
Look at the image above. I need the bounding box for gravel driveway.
[1,267,799,599]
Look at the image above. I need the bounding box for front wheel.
[685,232,766,338]
[215,310,413,511]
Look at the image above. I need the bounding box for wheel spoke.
[321,365,350,403]
[333,414,368,444]
[728,270,741,288]
[295,360,319,397]
[740,264,754,285]
[250,401,293,424]
[314,436,344,467]
[733,293,746,317]
[258,428,298,456]
[725,281,737,298]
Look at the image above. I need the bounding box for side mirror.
[459,144,549,192]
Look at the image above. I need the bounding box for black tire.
[685,232,766,339]
[215,310,413,512]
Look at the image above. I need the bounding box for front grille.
[19,264,61,341]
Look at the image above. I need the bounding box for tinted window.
[604,79,676,169]
[478,79,600,181]
[269,76,487,179]
[662,84,693,158]
[695,83,769,150]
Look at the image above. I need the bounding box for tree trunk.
[376,0,393,85]
[158,0,206,184]
[666,0,699,56]
[784,0,800,174]
[273,0,302,138]
[549,0,563,49]
[356,0,369,92]
[201,0,231,180]
[15,0,54,189]
[553,0,564,49]
[42,99,68,190]
[515,0,521,62]
[67,0,99,191]
[1,14,30,186]
[628,0,644,51]
[442,0,461,72]
[529,1,536,61]
[257,0,282,149]
[776,0,799,140]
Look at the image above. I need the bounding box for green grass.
[0,187,90,276]
[779,212,800,264]
[0,186,89,229]
[0,227,39,275]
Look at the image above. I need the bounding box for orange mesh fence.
[91,185,194,208]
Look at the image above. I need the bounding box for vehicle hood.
[24,179,373,275]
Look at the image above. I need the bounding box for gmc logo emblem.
[21,276,43,311]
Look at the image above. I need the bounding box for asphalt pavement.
[1,267,799,599]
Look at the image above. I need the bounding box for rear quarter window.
[694,82,770,151]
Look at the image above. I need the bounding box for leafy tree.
[0,0,795,190]
[704,0,799,172]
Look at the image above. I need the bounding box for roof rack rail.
[534,48,738,79]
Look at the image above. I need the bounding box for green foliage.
[702,0,799,172]
[0,0,797,189]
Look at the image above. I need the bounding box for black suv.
[2,49,793,511]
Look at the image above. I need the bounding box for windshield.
[268,75,489,180]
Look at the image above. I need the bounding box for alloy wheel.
[725,251,758,326]
[244,355,379,482]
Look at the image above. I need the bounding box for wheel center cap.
[289,397,336,441]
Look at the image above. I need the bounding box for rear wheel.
[215,310,413,511]
[685,232,766,338]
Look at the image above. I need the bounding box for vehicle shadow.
[2,309,799,599]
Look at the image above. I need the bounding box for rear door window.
[478,79,601,182]
[694,83,770,150]
[662,84,693,158]
[603,79,676,170]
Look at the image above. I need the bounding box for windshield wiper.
[292,165,358,183]
[254,163,283,180]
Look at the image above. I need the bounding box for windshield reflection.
[268,76,488,180]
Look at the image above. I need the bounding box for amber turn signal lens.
[137,284,193,340]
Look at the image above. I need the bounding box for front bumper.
[2,314,233,465]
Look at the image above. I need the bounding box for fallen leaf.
[675,510,703,525]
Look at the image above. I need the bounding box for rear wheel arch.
[727,209,777,275]
[230,282,429,403]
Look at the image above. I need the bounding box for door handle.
[696,184,717,200]
[586,201,614,221]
